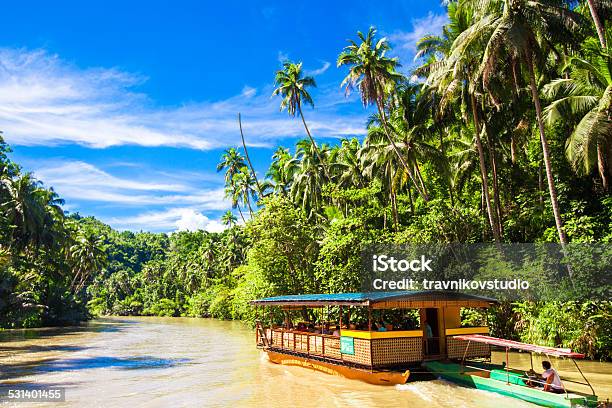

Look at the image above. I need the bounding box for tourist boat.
[252,290,497,385]
[423,335,600,408]
[252,290,602,407]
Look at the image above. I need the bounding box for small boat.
[423,334,600,408]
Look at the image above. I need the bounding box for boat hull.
[423,361,598,408]
[265,349,410,386]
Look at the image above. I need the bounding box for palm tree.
[273,61,330,179]
[217,148,246,185]
[585,0,610,48]
[425,21,503,241]
[69,230,107,292]
[1,173,59,250]
[543,37,612,190]
[265,147,295,196]
[459,0,587,245]
[238,113,264,196]
[221,210,238,228]
[291,139,329,216]
[337,27,428,202]
[233,167,258,216]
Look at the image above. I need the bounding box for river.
[0,317,610,407]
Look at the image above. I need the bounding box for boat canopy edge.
[453,334,585,358]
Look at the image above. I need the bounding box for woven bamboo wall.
[371,337,423,366]
[340,338,372,366]
[323,337,341,359]
[447,337,491,359]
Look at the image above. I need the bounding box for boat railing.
[268,327,342,360]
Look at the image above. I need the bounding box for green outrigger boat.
[423,334,601,408]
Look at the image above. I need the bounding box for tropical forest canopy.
[0,0,610,359]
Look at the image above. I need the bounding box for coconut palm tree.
[291,139,329,216]
[543,37,612,190]
[217,148,246,185]
[425,26,503,241]
[273,61,330,179]
[337,27,428,202]
[233,167,258,216]
[456,0,588,245]
[221,210,238,228]
[265,147,295,196]
[69,231,107,292]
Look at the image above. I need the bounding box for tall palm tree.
[265,147,295,196]
[425,19,503,241]
[217,148,246,185]
[460,0,587,245]
[543,37,612,190]
[273,61,330,179]
[337,27,429,202]
[233,167,257,216]
[221,210,238,228]
[585,0,611,48]
[290,139,329,216]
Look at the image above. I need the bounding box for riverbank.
[1,317,610,407]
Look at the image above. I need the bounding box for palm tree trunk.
[238,113,265,197]
[587,0,607,48]
[407,183,414,214]
[297,103,332,180]
[526,56,568,245]
[414,160,429,200]
[470,93,501,242]
[376,102,429,202]
[488,135,504,237]
[236,205,246,224]
[245,194,254,216]
[597,142,609,190]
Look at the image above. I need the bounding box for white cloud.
[306,61,331,77]
[0,48,366,150]
[32,160,228,209]
[277,51,289,63]
[388,13,448,57]
[108,207,228,233]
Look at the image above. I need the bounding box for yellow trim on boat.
[445,326,489,335]
[341,329,423,339]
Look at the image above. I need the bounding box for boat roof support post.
[506,347,510,384]
[368,307,372,331]
[572,357,596,396]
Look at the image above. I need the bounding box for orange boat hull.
[265,349,410,386]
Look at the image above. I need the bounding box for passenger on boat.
[541,361,564,394]
[322,323,332,335]
[296,322,307,332]
[332,326,340,337]
[377,321,387,332]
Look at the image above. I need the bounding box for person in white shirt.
[541,361,564,393]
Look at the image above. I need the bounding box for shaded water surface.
[0,317,610,407]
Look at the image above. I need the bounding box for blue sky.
[1,0,447,232]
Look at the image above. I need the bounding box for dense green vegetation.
[1,0,610,359]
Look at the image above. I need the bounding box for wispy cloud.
[108,207,227,233]
[0,48,366,150]
[32,160,228,209]
[387,12,448,58]
[306,61,331,77]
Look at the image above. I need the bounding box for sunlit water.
[0,317,610,407]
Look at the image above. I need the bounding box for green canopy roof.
[251,290,498,307]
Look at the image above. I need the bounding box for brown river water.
[0,317,610,408]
